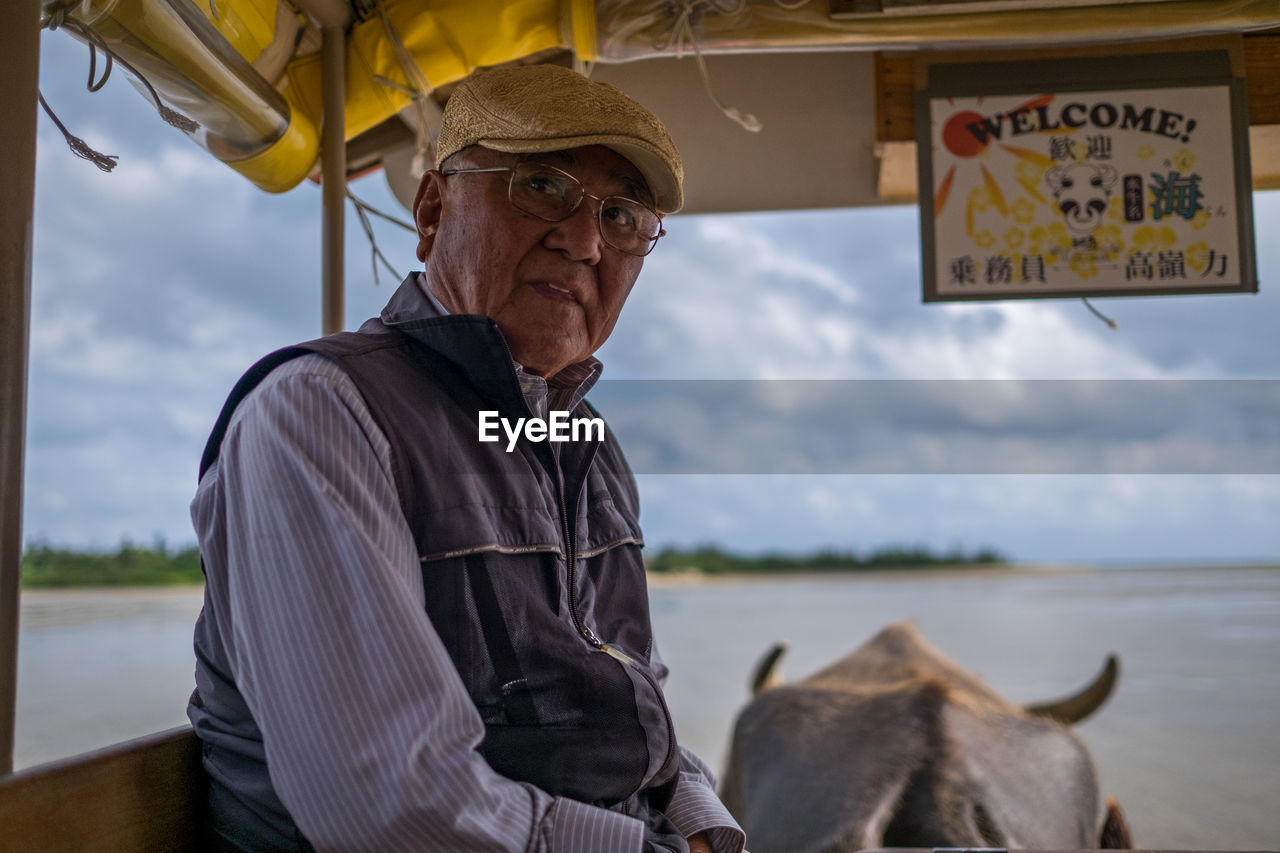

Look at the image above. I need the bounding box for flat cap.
[436,64,683,213]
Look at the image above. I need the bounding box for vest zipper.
[494,326,675,780]
[493,325,598,647]
[560,483,600,646]
[553,423,679,786]
[601,644,679,783]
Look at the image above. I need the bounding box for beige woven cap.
[436,64,683,214]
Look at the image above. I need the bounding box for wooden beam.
[1250,124,1280,189]
[874,53,916,145]
[1244,33,1280,124]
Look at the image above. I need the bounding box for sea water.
[16,566,1280,849]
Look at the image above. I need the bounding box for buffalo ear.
[1100,797,1133,848]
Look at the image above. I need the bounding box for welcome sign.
[917,45,1258,301]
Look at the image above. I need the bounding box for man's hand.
[687,831,713,853]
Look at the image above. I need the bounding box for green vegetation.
[19,540,1008,586]
[645,544,1008,575]
[20,541,203,588]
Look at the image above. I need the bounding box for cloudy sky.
[21,31,1280,564]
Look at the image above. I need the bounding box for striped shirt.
[190,275,745,852]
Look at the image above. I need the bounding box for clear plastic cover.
[57,0,291,162]
[592,0,1280,63]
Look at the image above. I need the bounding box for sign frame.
[916,39,1258,302]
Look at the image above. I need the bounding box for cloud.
[589,380,1280,474]
[697,219,861,306]
[604,194,1280,381]
[635,474,1280,563]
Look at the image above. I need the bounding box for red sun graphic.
[941,110,990,159]
[932,94,1060,221]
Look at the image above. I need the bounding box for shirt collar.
[381,273,603,412]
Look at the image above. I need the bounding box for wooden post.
[0,0,41,777]
[321,23,345,335]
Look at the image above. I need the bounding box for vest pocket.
[481,713,649,807]
[576,493,643,557]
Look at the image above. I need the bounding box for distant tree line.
[644,544,1008,575]
[20,540,204,587]
[20,540,1008,587]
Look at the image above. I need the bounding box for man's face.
[413,144,651,377]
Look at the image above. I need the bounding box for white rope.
[651,1,763,133]
[1081,297,1118,329]
[688,31,763,132]
[374,0,438,176]
[372,76,419,99]
[375,1,434,97]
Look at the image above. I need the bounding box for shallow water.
[652,566,1280,850]
[15,567,1280,849]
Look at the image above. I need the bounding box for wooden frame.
[0,727,206,852]
[913,37,1259,301]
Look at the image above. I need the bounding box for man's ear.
[414,170,445,262]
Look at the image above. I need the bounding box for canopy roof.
[41,0,1280,212]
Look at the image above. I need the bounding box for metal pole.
[321,23,345,335]
[0,0,41,777]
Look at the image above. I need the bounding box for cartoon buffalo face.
[1045,162,1118,234]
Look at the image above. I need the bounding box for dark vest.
[194,313,679,851]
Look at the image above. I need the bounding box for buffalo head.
[720,622,1132,853]
[1045,162,1118,235]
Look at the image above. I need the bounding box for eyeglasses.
[440,161,666,257]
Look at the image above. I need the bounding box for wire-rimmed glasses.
[441,161,666,257]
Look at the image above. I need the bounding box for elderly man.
[187,64,744,853]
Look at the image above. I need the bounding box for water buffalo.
[720,622,1132,853]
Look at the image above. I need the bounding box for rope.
[84,29,112,92]
[687,29,763,132]
[375,1,434,98]
[374,0,438,176]
[372,76,418,99]
[39,4,200,172]
[659,1,763,133]
[348,188,415,232]
[603,0,827,133]
[69,18,200,134]
[37,92,118,172]
[347,187,415,286]
[41,0,74,31]
[1081,297,1118,329]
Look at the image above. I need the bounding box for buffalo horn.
[1024,654,1120,724]
[750,641,789,696]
